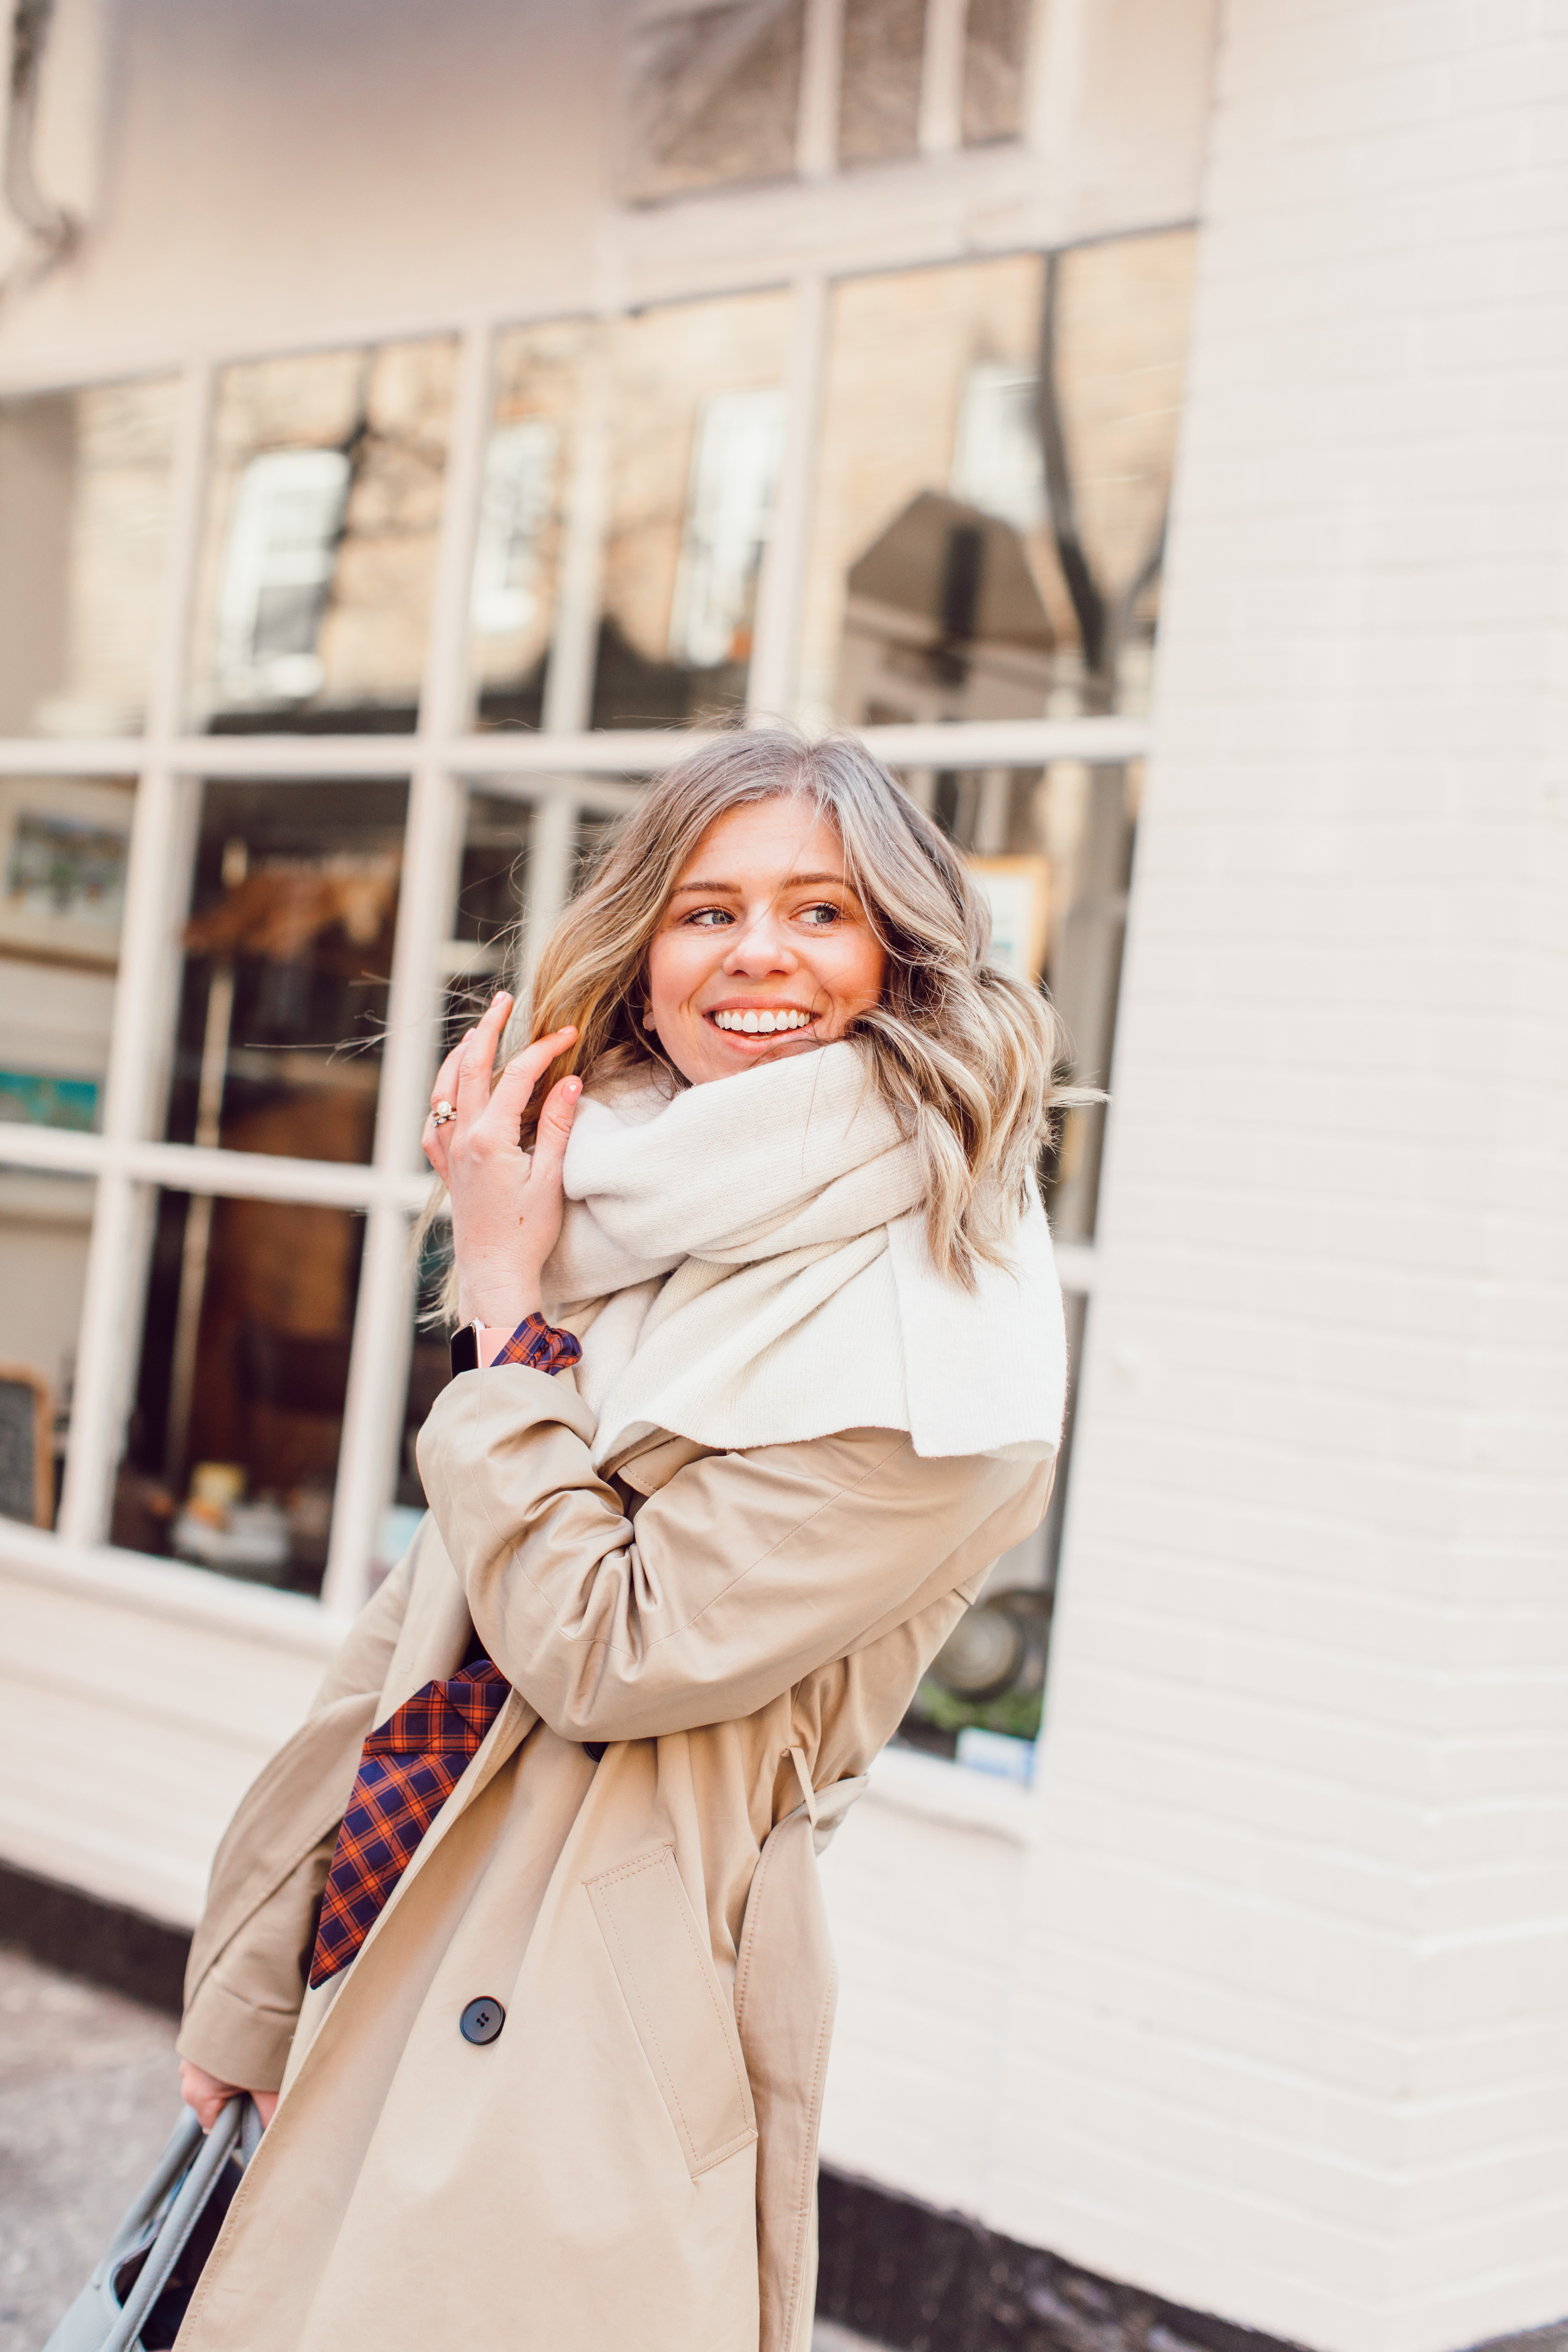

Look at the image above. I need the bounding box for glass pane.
[594,292,792,728]
[117,1192,364,1594]
[900,1290,1086,1764]
[164,780,406,1165]
[839,0,925,167]
[0,773,134,1143]
[0,1171,94,1530]
[440,788,531,1026]
[189,340,458,734]
[800,234,1196,728]
[892,757,1138,1244]
[0,378,178,736]
[469,324,594,732]
[623,0,805,201]
[962,0,1033,145]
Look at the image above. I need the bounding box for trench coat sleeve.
[176,1550,416,2092]
[416,1367,1043,1743]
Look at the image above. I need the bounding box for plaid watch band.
[489,1312,582,1373]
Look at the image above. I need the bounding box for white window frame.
[0,0,1136,1623]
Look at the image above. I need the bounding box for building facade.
[0,5,1563,2351]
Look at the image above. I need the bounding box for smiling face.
[643,795,888,1087]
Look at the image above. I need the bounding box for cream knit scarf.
[541,1042,1066,1472]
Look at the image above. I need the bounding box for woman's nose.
[722,918,796,974]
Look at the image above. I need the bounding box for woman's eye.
[686,907,734,928]
[799,902,841,926]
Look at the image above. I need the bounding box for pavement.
[0,1944,887,2352]
[0,1946,182,2350]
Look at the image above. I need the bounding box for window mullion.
[797,0,844,180]
[519,790,579,998]
[919,0,969,156]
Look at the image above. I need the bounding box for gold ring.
[431,1101,457,1127]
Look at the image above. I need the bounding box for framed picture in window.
[0,777,135,966]
[969,854,1051,985]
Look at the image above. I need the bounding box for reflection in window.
[839,0,925,167]
[902,1291,1086,1768]
[117,1192,365,1594]
[190,340,458,732]
[623,0,805,202]
[164,779,406,1168]
[439,790,532,1038]
[962,0,1034,146]
[0,378,177,736]
[215,450,351,706]
[0,1171,92,1529]
[801,235,1196,728]
[890,754,1126,1763]
[468,322,592,730]
[593,293,791,727]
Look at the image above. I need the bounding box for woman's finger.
[527,1075,582,1196]
[421,1112,450,1179]
[428,1034,465,1115]
[453,993,513,1125]
[481,1025,578,1142]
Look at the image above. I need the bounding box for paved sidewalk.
[0,1946,181,2351]
[0,1945,888,2352]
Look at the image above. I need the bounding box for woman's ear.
[642,1005,657,1030]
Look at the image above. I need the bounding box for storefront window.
[893,753,1139,1758]
[468,323,595,732]
[623,0,806,201]
[0,378,178,737]
[0,201,1179,1792]
[800,233,1196,729]
[0,774,135,1530]
[116,1191,366,1595]
[188,340,458,732]
[962,0,1034,145]
[839,0,925,164]
[163,779,406,1167]
[592,292,792,727]
[0,1170,93,1530]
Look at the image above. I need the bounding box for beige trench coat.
[174,1361,1051,2352]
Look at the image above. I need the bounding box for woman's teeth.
[712,1009,814,1034]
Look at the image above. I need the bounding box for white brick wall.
[825,6,1568,2348]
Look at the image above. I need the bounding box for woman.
[172,730,1073,2352]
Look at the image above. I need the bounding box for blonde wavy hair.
[497,728,1083,1286]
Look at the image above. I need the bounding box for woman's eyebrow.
[670,870,847,895]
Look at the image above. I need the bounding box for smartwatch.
[449,1321,485,1377]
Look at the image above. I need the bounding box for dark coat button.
[460,1996,505,2045]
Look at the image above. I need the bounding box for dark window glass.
[163,779,407,1169]
[117,1192,366,1596]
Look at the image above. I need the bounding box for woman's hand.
[178,2057,279,2133]
[421,993,582,1331]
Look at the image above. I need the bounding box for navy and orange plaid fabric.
[488,1311,582,1374]
[308,1657,510,1986]
[306,1312,579,1988]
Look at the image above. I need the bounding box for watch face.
[449,1324,481,1377]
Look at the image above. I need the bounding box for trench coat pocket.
[586,1846,757,2178]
